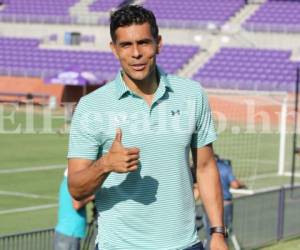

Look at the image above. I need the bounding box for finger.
[114,128,122,143]
[127,165,138,172]
[125,154,139,163]
[127,160,139,168]
[126,147,140,155]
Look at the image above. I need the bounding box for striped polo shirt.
[68,66,217,250]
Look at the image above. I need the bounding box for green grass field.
[0,105,300,250]
[0,106,68,235]
[258,237,300,250]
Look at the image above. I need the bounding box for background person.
[54,169,94,250]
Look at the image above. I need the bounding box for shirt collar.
[114,65,173,99]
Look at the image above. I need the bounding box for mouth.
[131,64,146,71]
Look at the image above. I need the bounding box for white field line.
[282,172,300,178]
[0,165,62,215]
[0,204,58,215]
[0,190,57,200]
[0,164,66,174]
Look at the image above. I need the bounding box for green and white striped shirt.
[68,66,217,250]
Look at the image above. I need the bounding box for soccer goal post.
[206,89,292,190]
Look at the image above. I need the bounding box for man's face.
[110,22,162,82]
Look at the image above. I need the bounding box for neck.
[122,67,159,96]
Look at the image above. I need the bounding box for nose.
[132,44,142,59]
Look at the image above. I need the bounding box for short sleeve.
[191,87,217,148]
[227,166,236,183]
[67,99,100,160]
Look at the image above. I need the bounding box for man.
[54,169,94,250]
[67,5,227,250]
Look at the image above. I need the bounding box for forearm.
[68,157,110,201]
[197,161,224,227]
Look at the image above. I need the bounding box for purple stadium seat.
[143,0,245,28]
[0,0,79,24]
[89,0,124,12]
[89,0,244,28]
[193,47,298,92]
[244,0,300,33]
[0,36,200,83]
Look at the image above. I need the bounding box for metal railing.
[0,228,54,250]
[233,184,300,249]
[1,185,300,250]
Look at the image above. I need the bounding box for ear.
[110,41,119,59]
[156,35,162,55]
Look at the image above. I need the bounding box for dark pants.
[185,242,204,250]
[54,231,81,250]
[95,241,204,250]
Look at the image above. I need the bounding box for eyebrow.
[118,41,132,47]
[118,38,153,47]
[137,38,153,44]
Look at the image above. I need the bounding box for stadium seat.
[143,0,245,28]
[193,47,298,91]
[0,36,200,81]
[89,0,125,12]
[0,0,79,24]
[243,0,300,33]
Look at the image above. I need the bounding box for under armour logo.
[171,110,180,116]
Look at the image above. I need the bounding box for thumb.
[114,128,122,143]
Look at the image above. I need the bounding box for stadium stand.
[0,1,299,99]
[89,0,126,12]
[243,0,300,32]
[158,45,200,74]
[143,0,245,28]
[0,0,247,28]
[193,47,298,91]
[0,0,79,24]
[0,36,199,81]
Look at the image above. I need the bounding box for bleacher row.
[0,1,299,93]
[0,0,300,31]
[0,37,298,92]
[0,0,77,24]
[0,37,199,83]
[143,0,244,28]
[244,0,300,32]
[89,0,124,12]
[194,48,297,91]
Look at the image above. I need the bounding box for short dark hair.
[110,5,159,43]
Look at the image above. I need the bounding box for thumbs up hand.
[102,128,140,173]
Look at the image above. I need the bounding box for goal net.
[207,89,297,190]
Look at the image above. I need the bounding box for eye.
[139,40,151,46]
[120,43,131,48]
